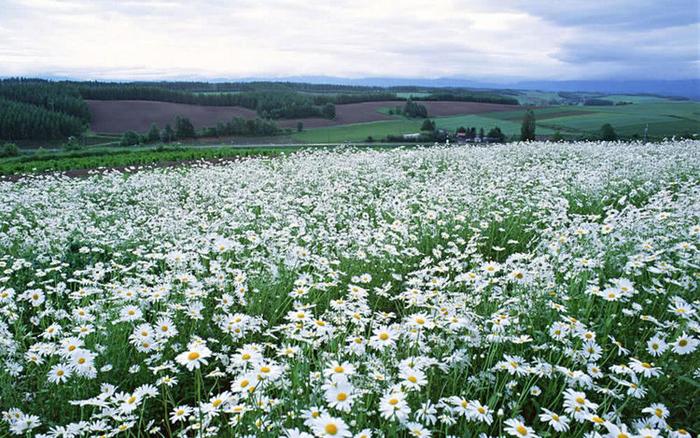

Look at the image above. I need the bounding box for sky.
[0,0,698,82]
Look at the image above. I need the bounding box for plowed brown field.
[87,100,518,133]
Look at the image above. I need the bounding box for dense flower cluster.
[0,142,698,437]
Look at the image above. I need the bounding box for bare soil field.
[87,100,258,133]
[87,99,518,133]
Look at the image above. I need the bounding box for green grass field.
[292,119,423,143]
[395,92,431,99]
[292,100,700,142]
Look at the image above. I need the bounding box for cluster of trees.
[0,79,90,140]
[487,127,506,142]
[457,126,484,139]
[256,93,335,119]
[0,98,86,140]
[0,79,91,121]
[1,142,19,158]
[313,92,400,105]
[415,92,519,105]
[402,100,428,118]
[119,116,281,146]
[121,117,195,146]
[201,117,280,137]
[583,98,615,106]
[79,85,259,108]
[520,109,537,141]
[454,125,506,142]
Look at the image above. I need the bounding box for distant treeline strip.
[77,85,401,113]
[413,92,518,105]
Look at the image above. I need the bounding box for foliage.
[403,99,428,118]
[600,123,618,141]
[416,91,519,105]
[0,142,19,158]
[487,126,506,142]
[147,123,161,143]
[0,78,91,122]
[321,103,336,119]
[584,98,615,106]
[175,116,196,139]
[161,124,175,143]
[0,97,86,140]
[421,119,436,131]
[520,109,536,141]
[120,131,141,147]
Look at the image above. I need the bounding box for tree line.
[415,92,519,105]
[119,116,282,146]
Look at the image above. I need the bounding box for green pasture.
[291,100,699,142]
[292,119,423,143]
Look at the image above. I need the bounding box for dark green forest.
[0,79,89,140]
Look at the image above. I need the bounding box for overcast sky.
[1,0,698,81]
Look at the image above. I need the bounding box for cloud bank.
[1,0,698,81]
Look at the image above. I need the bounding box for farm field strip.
[294,101,699,142]
[86,100,518,134]
[1,142,699,437]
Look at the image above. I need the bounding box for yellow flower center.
[334,366,344,373]
[325,424,338,435]
[379,333,389,341]
[389,398,399,406]
[337,392,348,401]
[407,376,417,383]
[516,425,528,436]
[188,352,200,361]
